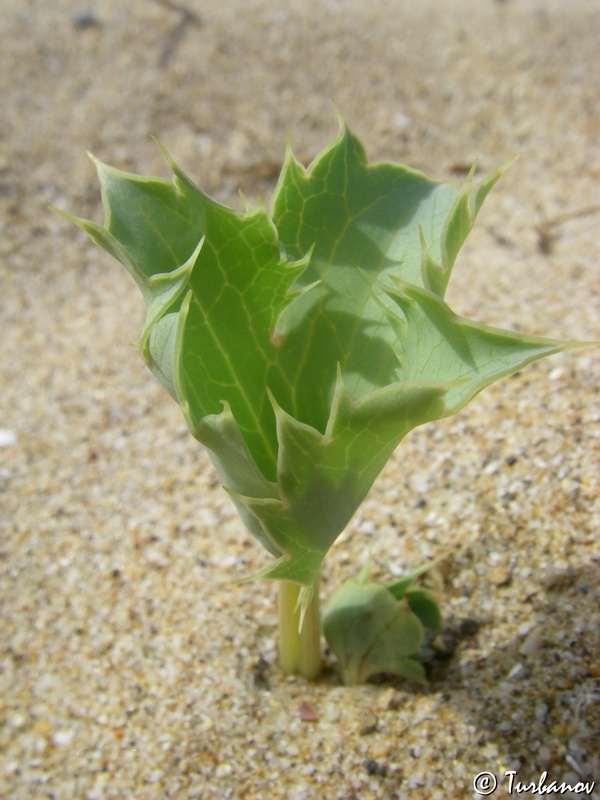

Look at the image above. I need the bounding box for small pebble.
[0,429,16,447]
[458,618,481,637]
[52,729,74,747]
[519,629,544,657]
[358,713,378,736]
[296,701,319,722]
[544,566,575,590]
[363,758,388,777]
[489,565,511,586]
[378,688,404,711]
[214,763,233,778]
[73,11,100,30]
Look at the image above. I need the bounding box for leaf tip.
[152,136,204,199]
[282,135,305,176]
[238,188,254,212]
[331,100,347,134]
[151,135,170,165]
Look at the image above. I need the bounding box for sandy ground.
[2,0,600,798]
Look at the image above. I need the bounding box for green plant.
[58,116,592,681]
[323,561,442,685]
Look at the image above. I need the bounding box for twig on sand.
[151,0,202,67]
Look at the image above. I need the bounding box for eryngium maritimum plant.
[61,119,589,680]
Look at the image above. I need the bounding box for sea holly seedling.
[58,116,592,682]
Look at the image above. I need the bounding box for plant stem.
[278,576,322,680]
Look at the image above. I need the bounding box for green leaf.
[240,377,448,584]
[322,577,426,685]
[382,278,578,417]
[405,588,442,631]
[61,117,590,591]
[385,560,440,601]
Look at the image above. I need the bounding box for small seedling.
[323,561,442,685]
[57,116,594,682]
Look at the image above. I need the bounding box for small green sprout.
[323,561,442,685]
[58,116,594,682]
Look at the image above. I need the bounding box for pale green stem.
[278,576,322,680]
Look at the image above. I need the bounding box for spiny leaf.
[60,118,592,591]
[382,278,580,417]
